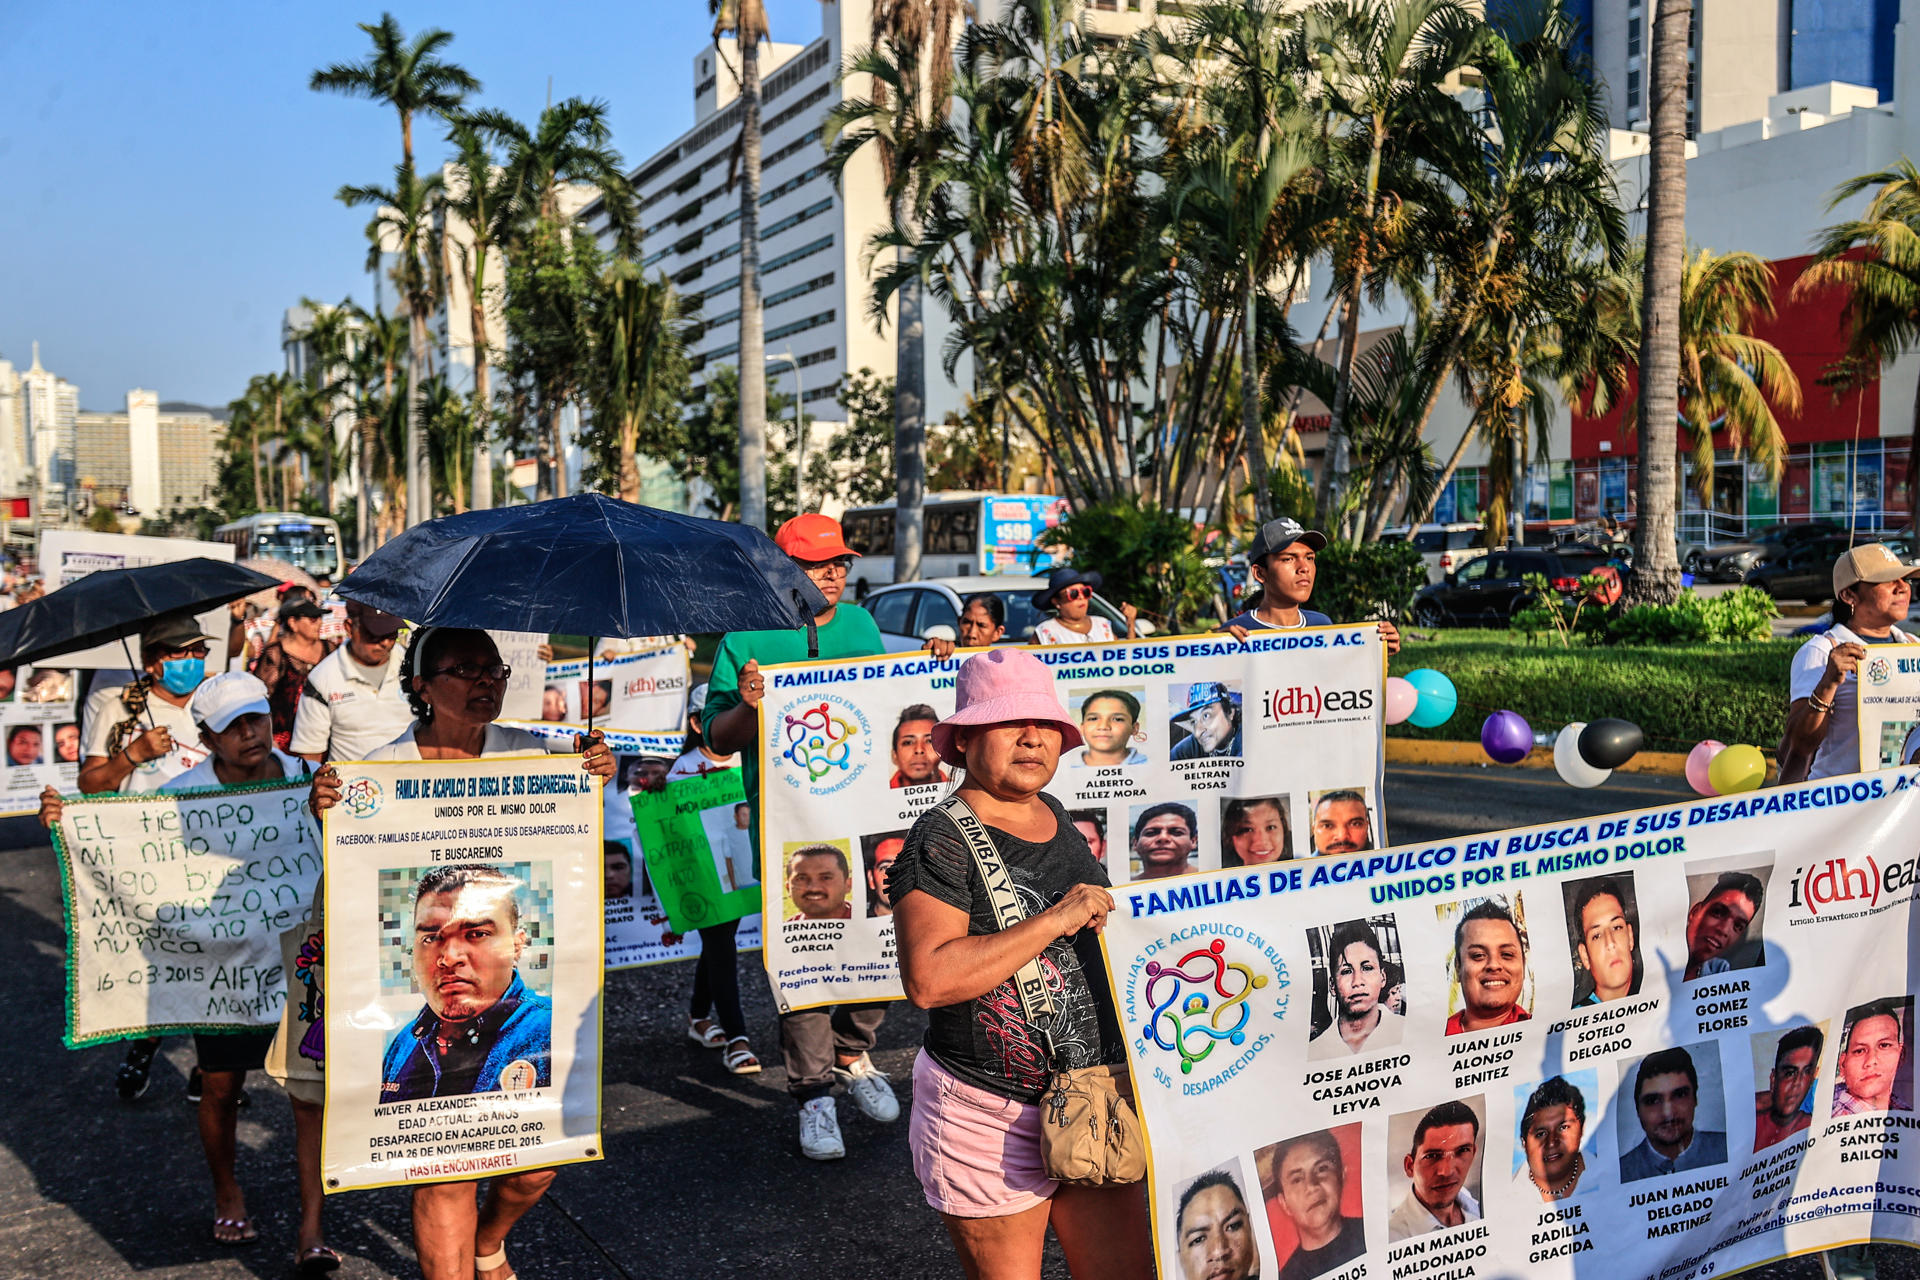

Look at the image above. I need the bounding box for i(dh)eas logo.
[774,695,872,794]
[1146,938,1269,1074]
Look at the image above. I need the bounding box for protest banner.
[488,630,550,721]
[0,665,80,815]
[536,642,690,731]
[38,530,234,667]
[1101,767,1920,1280]
[51,777,319,1046]
[757,627,1386,1010]
[321,754,603,1191]
[1854,651,1920,771]
[630,769,759,931]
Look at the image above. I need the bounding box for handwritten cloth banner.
[757,628,1386,1011]
[1100,767,1920,1280]
[630,770,760,932]
[52,777,320,1046]
[321,755,603,1192]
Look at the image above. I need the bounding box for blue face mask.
[159,657,205,696]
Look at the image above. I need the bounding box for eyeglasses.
[162,643,211,659]
[1057,586,1093,602]
[799,557,853,578]
[429,662,512,683]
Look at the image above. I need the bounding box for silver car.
[858,576,1154,651]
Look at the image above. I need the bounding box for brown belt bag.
[936,795,1147,1186]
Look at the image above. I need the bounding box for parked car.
[1749,533,1917,606]
[1410,548,1624,627]
[1380,523,1489,585]
[858,576,1156,652]
[1682,521,1847,582]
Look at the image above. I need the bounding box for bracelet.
[1808,694,1835,715]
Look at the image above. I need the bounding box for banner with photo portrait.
[1100,767,1920,1280]
[0,663,80,815]
[1854,653,1920,772]
[756,628,1386,1011]
[534,642,690,732]
[320,754,603,1192]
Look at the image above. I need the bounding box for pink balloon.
[1686,740,1727,796]
[1384,676,1419,726]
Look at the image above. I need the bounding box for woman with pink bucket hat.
[889,648,1151,1279]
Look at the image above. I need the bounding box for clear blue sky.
[1,1,827,409]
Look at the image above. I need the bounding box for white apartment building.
[0,357,29,499]
[17,343,78,512]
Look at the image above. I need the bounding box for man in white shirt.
[290,602,412,765]
[1388,1101,1482,1242]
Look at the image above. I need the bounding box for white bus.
[839,492,1068,595]
[212,512,344,579]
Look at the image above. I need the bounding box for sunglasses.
[1057,586,1093,602]
[429,662,512,683]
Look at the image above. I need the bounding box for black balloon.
[1578,718,1644,770]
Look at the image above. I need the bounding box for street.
[0,767,1870,1280]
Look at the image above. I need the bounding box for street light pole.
[767,351,805,512]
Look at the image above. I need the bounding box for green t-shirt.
[704,604,886,866]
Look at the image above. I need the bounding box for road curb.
[1386,737,1699,777]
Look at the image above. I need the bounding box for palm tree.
[349,308,409,550]
[594,261,688,502]
[292,297,358,515]
[439,117,524,512]
[1796,158,1920,532]
[1671,248,1802,505]
[710,0,772,529]
[311,13,478,526]
[1626,0,1692,603]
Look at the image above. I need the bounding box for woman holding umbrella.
[77,614,216,794]
[308,626,615,1280]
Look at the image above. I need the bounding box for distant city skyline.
[1,1,826,406]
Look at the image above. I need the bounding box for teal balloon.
[1404,668,1458,728]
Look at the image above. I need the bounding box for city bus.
[212,512,344,579]
[839,492,1068,595]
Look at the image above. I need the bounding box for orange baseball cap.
[775,513,859,560]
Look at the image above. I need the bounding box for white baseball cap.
[190,671,273,732]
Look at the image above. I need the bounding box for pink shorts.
[909,1050,1057,1218]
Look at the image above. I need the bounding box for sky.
[1,0,828,409]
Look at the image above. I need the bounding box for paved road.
[0,769,1885,1279]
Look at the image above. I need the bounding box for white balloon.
[1554,722,1611,789]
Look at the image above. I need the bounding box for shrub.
[1041,496,1217,632]
[1605,587,1777,645]
[1310,539,1428,624]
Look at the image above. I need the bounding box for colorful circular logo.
[772,695,872,794]
[1868,656,1892,687]
[341,776,384,818]
[1145,938,1270,1075]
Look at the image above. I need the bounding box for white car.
[1380,523,1489,584]
[858,576,1156,652]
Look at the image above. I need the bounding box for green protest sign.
[630,770,760,931]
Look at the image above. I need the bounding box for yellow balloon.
[1707,743,1767,794]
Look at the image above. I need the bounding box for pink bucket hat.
[931,648,1084,767]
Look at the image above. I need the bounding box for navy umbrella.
[334,494,828,639]
[0,559,283,669]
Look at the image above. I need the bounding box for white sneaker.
[833,1052,901,1123]
[798,1096,845,1160]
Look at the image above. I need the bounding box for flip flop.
[296,1244,343,1277]
[212,1216,258,1246]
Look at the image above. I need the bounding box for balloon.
[1577,718,1645,770]
[1404,668,1458,728]
[1384,676,1419,726]
[1685,740,1727,796]
[1707,743,1767,794]
[1481,710,1533,765]
[1554,722,1611,788]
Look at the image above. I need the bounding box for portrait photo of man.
[603,841,634,902]
[888,703,948,789]
[861,830,908,917]
[1132,802,1199,880]
[1069,809,1107,865]
[1752,1024,1824,1150]
[1619,1044,1729,1182]
[1170,682,1242,761]
[1563,874,1642,1006]
[1074,688,1149,767]
[380,864,553,1104]
[1388,1099,1483,1242]
[1833,997,1915,1116]
[1308,917,1405,1060]
[784,843,854,921]
[1441,897,1531,1035]
[1177,1168,1261,1280]
[1682,868,1767,981]
[6,724,43,767]
[1258,1126,1365,1280]
[1308,790,1373,856]
[1223,795,1291,866]
[1514,1074,1592,1203]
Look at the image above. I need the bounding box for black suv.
[1410,548,1621,626]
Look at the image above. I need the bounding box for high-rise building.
[1589,0,1794,137]
[73,393,223,515]
[0,357,26,497]
[18,343,78,511]
[1790,0,1900,103]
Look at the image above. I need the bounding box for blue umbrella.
[334,493,828,640]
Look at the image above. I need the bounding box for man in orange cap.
[704,513,953,1160]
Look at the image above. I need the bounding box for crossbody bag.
[935,793,1146,1186]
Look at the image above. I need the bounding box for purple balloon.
[1481,710,1533,765]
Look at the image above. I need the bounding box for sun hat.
[190,671,273,732]
[141,614,216,653]
[930,648,1084,767]
[1030,566,1103,611]
[1248,516,1328,562]
[1172,680,1240,726]
[776,513,859,561]
[1834,543,1920,598]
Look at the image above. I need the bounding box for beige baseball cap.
[1833,542,1920,597]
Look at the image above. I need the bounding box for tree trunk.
[406,315,426,528]
[252,412,265,511]
[357,420,374,560]
[1510,404,1526,548]
[620,412,642,504]
[895,251,928,582]
[1318,125,1384,513]
[736,32,768,531]
[470,283,493,512]
[1242,259,1274,523]
[551,401,569,499]
[1625,0,1691,604]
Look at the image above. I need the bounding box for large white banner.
[1102,768,1920,1280]
[52,778,319,1045]
[38,530,235,667]
[757,628,1386,1011]
[321,755,603,1191]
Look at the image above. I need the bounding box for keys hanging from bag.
[936,794,1147,1187]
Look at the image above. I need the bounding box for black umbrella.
[0,559,283,669]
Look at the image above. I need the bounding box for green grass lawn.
[1388,630,1801,752]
